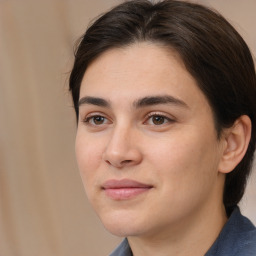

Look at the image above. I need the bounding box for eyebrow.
[78,95,188,109]
[78,96,110,108]
[133,95,188,108]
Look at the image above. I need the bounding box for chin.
[99,211,145,237]
[104,224,144,238]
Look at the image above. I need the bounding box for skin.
[75,43,250,256]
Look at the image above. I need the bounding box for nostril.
[121,160,132,164]
[104,159,132,168]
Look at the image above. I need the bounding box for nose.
[102,125,142,168]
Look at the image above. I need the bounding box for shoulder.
[109,238,132,256]
[109,208,256,256]
[206,207,256,256]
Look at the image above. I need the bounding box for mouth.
[101,179,153,200]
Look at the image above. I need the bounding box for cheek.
[148,130,219,191]
[75,133,104,185]
[146,132,203,170]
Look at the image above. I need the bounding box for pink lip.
[102,179,153,200]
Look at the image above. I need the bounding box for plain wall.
[0,0,255,255]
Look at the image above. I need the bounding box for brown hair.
[69,0,256,212]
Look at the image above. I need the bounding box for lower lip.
[104,187,151,200]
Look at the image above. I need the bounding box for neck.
[128,202,227,256]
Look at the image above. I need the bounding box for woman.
[69,1,256,255]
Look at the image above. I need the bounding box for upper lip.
[102,179,153,189]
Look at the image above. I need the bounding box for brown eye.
[92,116,105,125]
[145,114,174,126]
[84,115,108,126]
[151,115,166,125]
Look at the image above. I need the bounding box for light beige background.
[0,0,255,255]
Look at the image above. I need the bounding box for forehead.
[80,43,210,111]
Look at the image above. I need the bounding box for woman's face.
[75,43,226,238]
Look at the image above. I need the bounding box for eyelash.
[144,112,174,126]
[83,114,110,126]
[82,112,175,127]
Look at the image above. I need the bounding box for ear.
[218,115,251,174]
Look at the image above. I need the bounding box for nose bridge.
[103,121,141,167]
[107,122,132,156]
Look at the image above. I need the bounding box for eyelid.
[80,111,175,126]
[82,112,112,125]
[144,111,175,124]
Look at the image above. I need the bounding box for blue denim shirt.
[110,207,256,256]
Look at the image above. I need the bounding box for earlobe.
[218,115,251,174]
